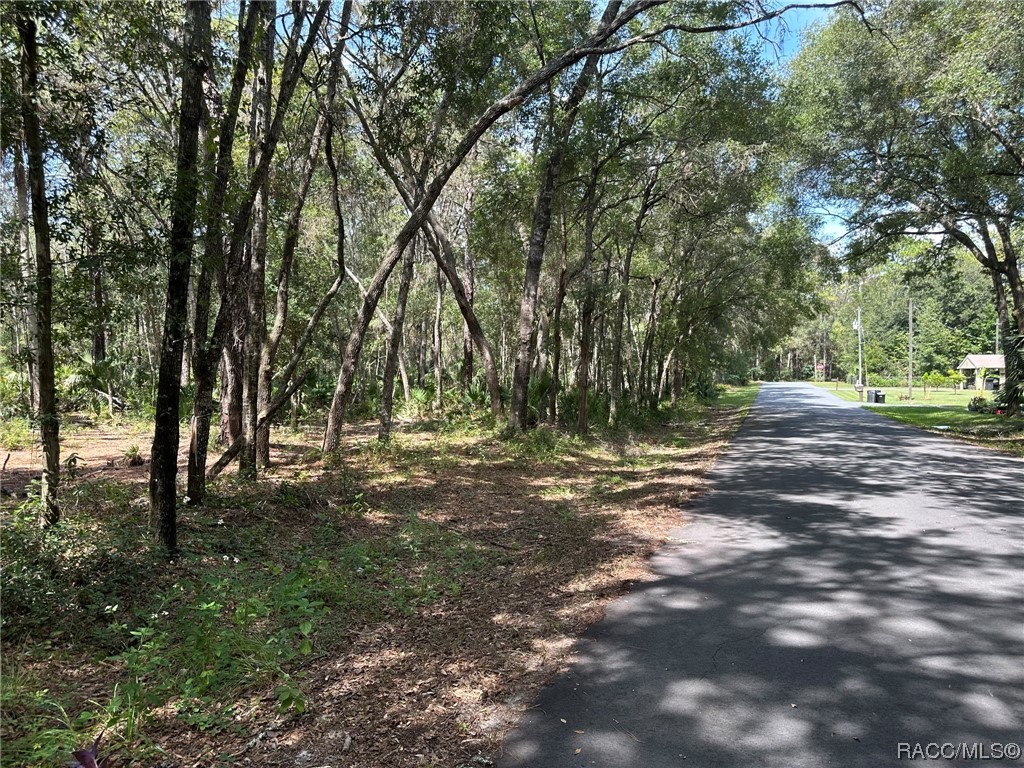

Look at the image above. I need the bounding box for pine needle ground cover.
[1,385,757,768]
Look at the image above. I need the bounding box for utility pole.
[908,296,913,401]
[857,305,864,401]
[996,318,1000,354]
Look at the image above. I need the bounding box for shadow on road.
[499,383,1024,768]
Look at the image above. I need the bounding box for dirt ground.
[2,402,751,768]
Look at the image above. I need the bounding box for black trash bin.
[875,392,886,404]
[866,390,876,403]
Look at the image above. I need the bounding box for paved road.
[499,383,1024,767]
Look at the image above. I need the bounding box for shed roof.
[957,354,1005,371]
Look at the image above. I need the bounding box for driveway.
[499,382,1024,767]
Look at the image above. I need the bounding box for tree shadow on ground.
[499,383,1024,768]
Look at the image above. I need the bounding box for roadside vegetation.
[808,383,1024,457]
[1,386,758,768]
[3,0,1022,766]
[865,406,1024,458]
[812,382,973,408]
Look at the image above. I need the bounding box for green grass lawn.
[808,381,1024,456]
[864,404,1024,457]
[812,382,974,407]
[715,383,762,410]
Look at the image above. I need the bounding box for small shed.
[957,354,1005,391]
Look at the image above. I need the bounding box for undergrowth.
[1,385,758,766]
[1,475,490,767]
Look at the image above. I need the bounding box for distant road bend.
[500,382,1024,768]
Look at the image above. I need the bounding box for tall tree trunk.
[461,244,475,391]
[219,348,243,445]
[379,245,415,441]
[257,112,329,463]
[240,0,274,479]
[609,175,656,428]
[13,141,39,413]
[991,221,1023,335]
[188,0,259,505]
[548,217,569,424]
[92,265,114,417]
[576,184,598,436]
[992,270,1010,342]
[147,0,210,552]
[189,0,329,501]
[671,351,682,406]
[417,317,427,387]
[17,11,60,526]
[181,273,195,388]
[508,0,621,431]
[638,279,661,403]
[433,265,444,410]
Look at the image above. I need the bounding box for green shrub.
[967,396,995,413]
[0,417,33,450]
[995,331,1023,415]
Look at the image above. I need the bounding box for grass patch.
[714,384,761,411]
[812,382,972,407]
[866,405,1024,457]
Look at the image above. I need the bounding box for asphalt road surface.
[499,382,1024,768]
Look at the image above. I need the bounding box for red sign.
[815,363,825,371]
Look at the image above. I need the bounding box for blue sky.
[744,5,850,248]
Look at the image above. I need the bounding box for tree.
[15,7,60,525]
[148,0,210,553]
[788,1,1024,335]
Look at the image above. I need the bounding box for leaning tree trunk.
[17,11,60,526]
[420,216,503,417]
[240,0,274,479]
[379,245,415,441]
[346,107,505,418]
[460,182,477,392]
[433,264,444,410]
[321,0,644,450]
[461,244,475,392]
[508,0,621,431]
[147,0,210,552]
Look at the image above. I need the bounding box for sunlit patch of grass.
[0,471,494,766]
[814,382,970,407]
[589,473,627,497]
[501,426,588,463]
[713,384,761,410]
[538,484,576,500]
[867,404,1024,457]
